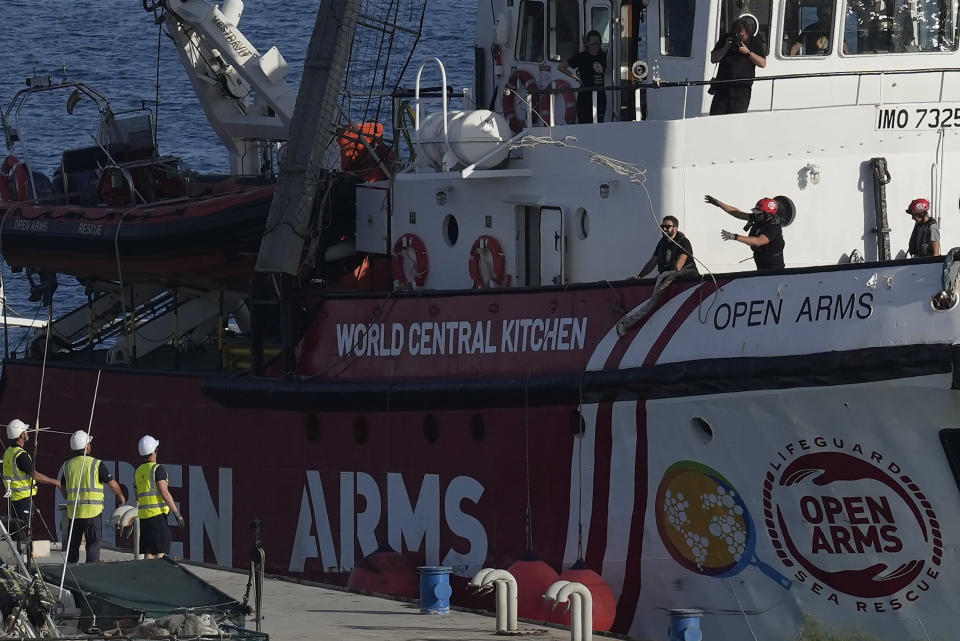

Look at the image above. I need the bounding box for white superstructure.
[354,0,960,288]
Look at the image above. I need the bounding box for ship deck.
[5,545,574,641]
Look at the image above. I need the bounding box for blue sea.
[0,0,473,353]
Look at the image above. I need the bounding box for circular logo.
[764,443,941,611]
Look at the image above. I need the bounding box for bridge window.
[517,0,546,62]
[549,0,580,62]
[718,0,773,56]
[783,0,836,55]
[590,5,612,45]
[661,0,696,56]
[843,0,959,53]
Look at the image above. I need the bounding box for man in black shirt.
[706,194,786,269]
[709,18,767,115]
[558,30,607,124]
[906,197,940,257]
[637,216,698,277]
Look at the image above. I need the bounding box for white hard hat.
[138,435,159,456]
[6,419,29,440]
[70,430,92,451]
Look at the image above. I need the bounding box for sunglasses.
[661,224,675,229]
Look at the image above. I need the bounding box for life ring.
[502,69,539,133]
[392,233,429,288]
[0,155,30,201]
[469,235,510,288]
[539,79,577,126]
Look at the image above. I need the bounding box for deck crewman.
[59,430,126,563]
[706,194,786,269]
[135,435,183,559]
[2,419,61,554]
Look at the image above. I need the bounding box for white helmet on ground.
[138,435,159,456]
[70,430,92,451]
[6,419,29,440]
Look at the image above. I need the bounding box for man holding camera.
[709,18,766,115]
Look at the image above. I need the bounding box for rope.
[511,134,721,322]
[58,370,102,599]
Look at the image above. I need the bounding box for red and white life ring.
[539,79,577,126]
[392,233,429,288]
[469,235,510,288]
[0,155,30,201]
[502,69,539,133]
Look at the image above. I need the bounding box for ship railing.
[531,66,960,123]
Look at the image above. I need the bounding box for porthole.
[577,208,590,239]
[470,413,486,442]
[570,409,586,437]
[773,195,796,227]
[353,416,369,445]
[424,414,440,443]
[305,414,321,442]
[443,214,459,246]
[690,416,715,443]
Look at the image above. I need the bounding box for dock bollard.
[418,566,453,614]
[667,609,702,641]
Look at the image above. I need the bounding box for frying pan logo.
[655,460,792,590]
[764,448,942,610]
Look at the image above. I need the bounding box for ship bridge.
[475,0,960,121]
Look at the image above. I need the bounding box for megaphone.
[631,60,649,81]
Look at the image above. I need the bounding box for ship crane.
[154,0,298,174]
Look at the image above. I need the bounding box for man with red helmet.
[906,198,940,258]
[705,194,785,269]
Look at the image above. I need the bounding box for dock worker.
[59,430,126,563]
[906,198,940,257]
[706,194,785,269]
[3,419,61,552]
[135,435,183,559]
[636,216,698,278]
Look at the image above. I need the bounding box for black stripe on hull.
[201,343,957,411]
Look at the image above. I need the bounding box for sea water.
[0,0,474,354]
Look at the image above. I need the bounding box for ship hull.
[4,258,960,640]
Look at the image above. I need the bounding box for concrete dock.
[18,545,575,641]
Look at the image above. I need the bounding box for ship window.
[549,0,580,61]
[661,0,696,55]
[590,6,612,45]
[517,0,546,62]
[783,0,836,55]
[443,214,460,246]
[939,429,960,495]
[774,195,797,226]
[843,0,959,53]
[717,0,773,57]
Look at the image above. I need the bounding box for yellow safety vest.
[2,446,37,501]
[61,456,104,519]
[135,462,168,519]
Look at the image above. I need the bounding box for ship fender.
[392,232,429,288]
[346,544,420,598]
[469,234,509,288]
[502,69,539,133]
[0,155,30,201]
[540,79,577,126]
[507,555,559,620]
